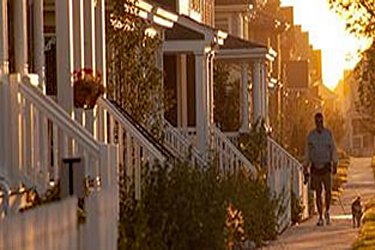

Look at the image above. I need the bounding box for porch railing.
[163,120,206,167]
[0,74,118,194]
[97,98,166,200]
[211,126,257,176]
[267,137,309,231]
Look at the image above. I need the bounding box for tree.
[328,0,375,39]
[353,40,375,134]
[106,0,165,139]
[328,0,375,133]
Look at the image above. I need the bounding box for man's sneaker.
[317,217,324,226]
[325,211,331,225]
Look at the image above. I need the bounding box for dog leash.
[337,194,346,215]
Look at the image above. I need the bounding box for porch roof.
[216,35,275,61]
[163,14,273,60]
[219,35,266,50]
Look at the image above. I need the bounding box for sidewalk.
[262,157,375,250]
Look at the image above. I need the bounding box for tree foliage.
[353,40,375,133]
[328,0,375,38]
[328,0,375,133]
[106,0,165,138]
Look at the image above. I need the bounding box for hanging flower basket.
[73,68,105,109]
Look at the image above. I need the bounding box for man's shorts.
[311,171,332,191]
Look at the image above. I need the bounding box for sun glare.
[281,0,370,90]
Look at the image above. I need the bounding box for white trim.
[163,40,206,53]
[215,4,252,13]
[216,48,269,60]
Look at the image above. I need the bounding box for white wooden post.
[260,62,268,124]
[84,0,95,71]
[240,61,249,132]
[177,54,188,128]
[9,74,20,187]
[56,0,74,114]
[73,0,84,69]
[33,0,45,91]
[99,144,118,189]
[252,60,261,123]
[209,53,214,126]
[14,0,28,75]
[195,52,208,153]
[0,0,8,74]
[95,0,106,142]
[56,0,74,170]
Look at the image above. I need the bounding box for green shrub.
[118,158,281,249]
[291,191,304,225]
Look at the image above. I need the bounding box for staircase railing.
[97,98,166,200]
[211,126,257,176]
[163,120,206,167]
[0,74,117,194]
[267,137,309,231]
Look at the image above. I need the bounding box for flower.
[73,68,105,109]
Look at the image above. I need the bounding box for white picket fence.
[0,184,118,250]
[0,197,77,250]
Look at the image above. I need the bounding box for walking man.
[303,112,338,226]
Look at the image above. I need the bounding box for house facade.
[0,0,309,247]
[335,70,375,157]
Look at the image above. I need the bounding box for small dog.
[351,196,363,228]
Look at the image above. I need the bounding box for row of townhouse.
[335,70,375,157]
[0,0,316,248]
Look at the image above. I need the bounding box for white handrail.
[266,136,308,231]
[267,137,301,168]
[97,98,166,200]
[163,119,206,166]
[5,75,116,195]
[20,79,100,155]
[211,126,257,175]
[97,98,165,162]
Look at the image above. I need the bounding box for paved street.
[262,157,375,250]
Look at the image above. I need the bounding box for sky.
[280,0,370,90]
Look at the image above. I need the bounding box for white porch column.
[14,0,28,74]
[83,0,95,70]
[72,0,83,127]
[208,52,214,126]
[56,0,74,162]
[240,61,249,132]
[83,0,95,136]
[178,54,188,128]
[56,0,74,113]
[195,52,208,153]
[95,0,105,82]
[95,0,106,142]
[73,0,84,69]
[33,0,45,91]
[0,0,8,74]
[260,61,267,123]
[252,60,261,123]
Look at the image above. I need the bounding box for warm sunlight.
[281,0,370,90]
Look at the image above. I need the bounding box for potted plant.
[73,68,105,109]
